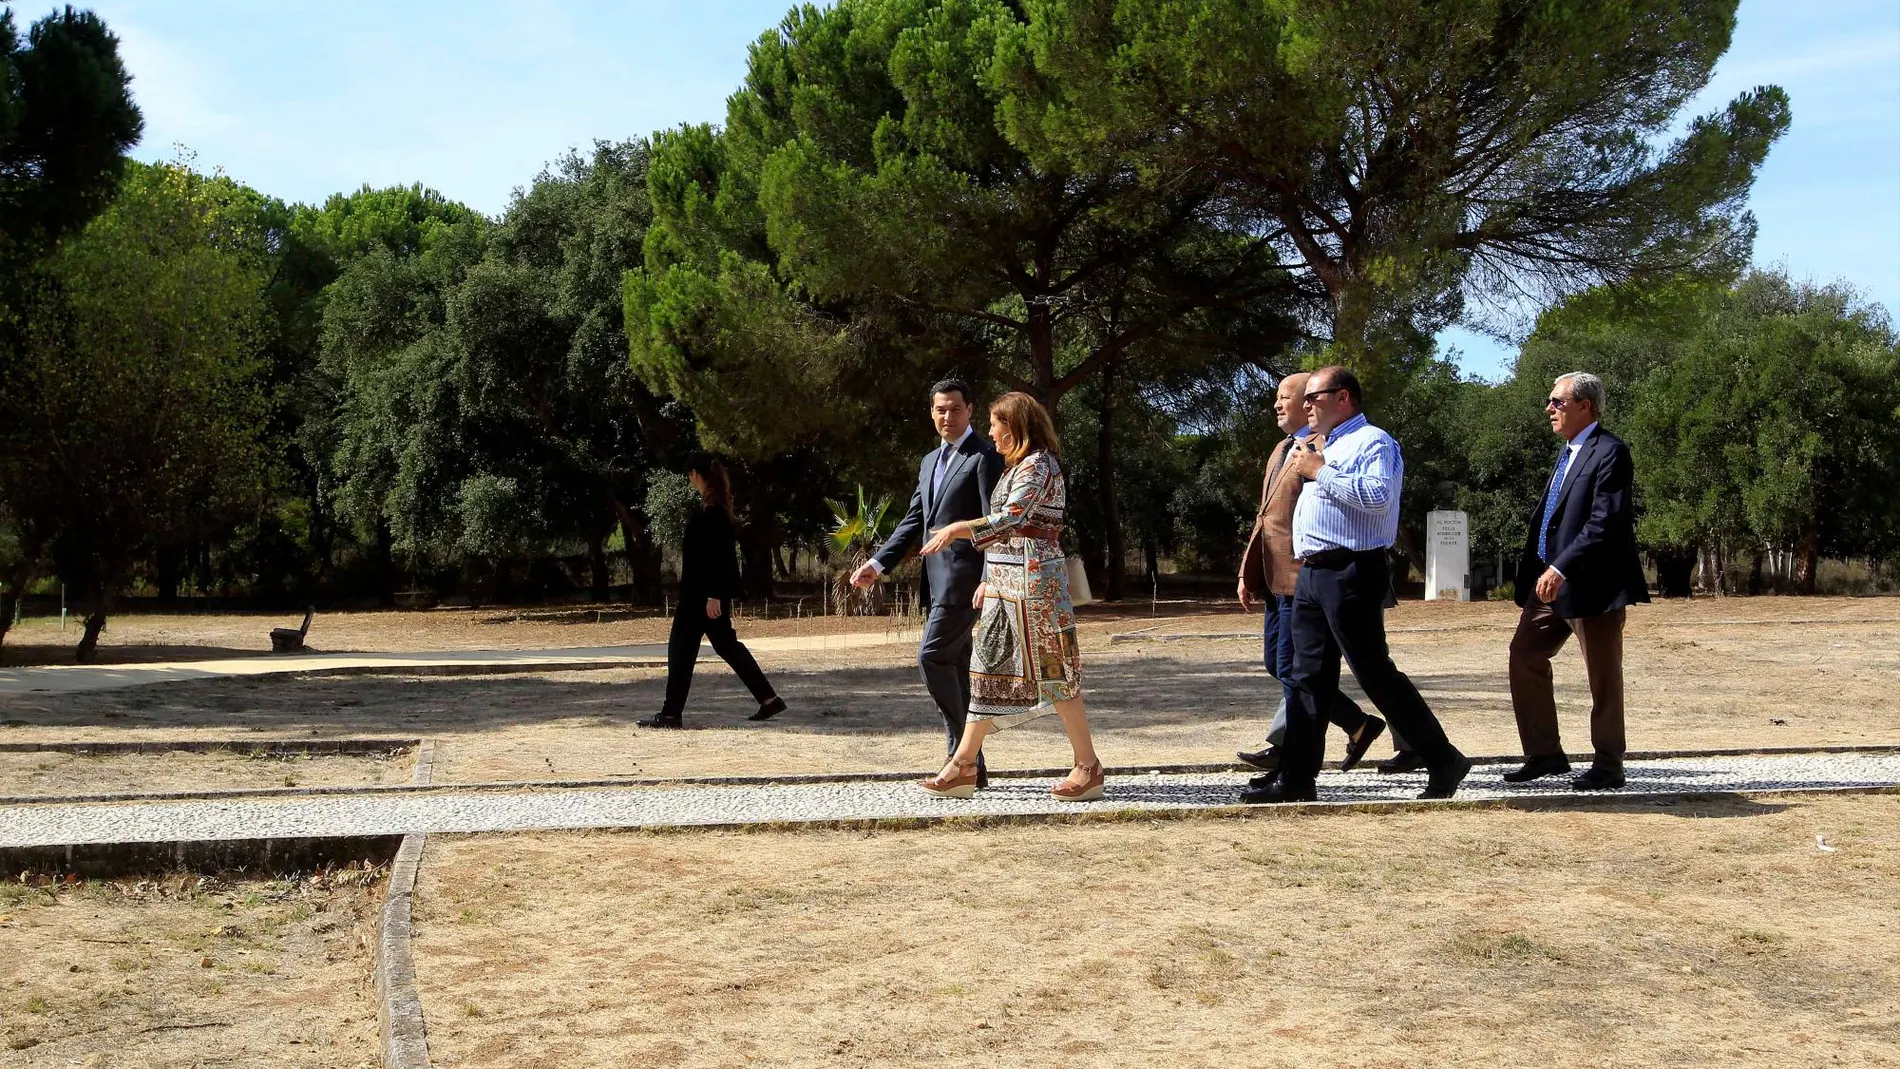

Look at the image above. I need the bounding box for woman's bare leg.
[937,718,995,780]
[1053,695,1099,787]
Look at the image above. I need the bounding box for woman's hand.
[705,598,723,620]
[972,581,987,609]
[921,520,972,555]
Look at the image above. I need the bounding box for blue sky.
[78,0,1900,381]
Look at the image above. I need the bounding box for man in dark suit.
[1505,371,1651,791]
[852,378,1004,783]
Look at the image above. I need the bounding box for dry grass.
[411,793,1900,1068]
[0,868,385,1067]
[1,599,1894,786]
[0,747,412,798]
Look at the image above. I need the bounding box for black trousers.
[1283,550,1461,787]
[918,604,984,774]
[659,597,777,719]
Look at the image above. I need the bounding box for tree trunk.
[373,522,397,607]
[1096,360,1125,601]
[1653,548,1695,598]
[74,581,109,662]
[587,534,610,602]
[0,560,33,648]
[1075,520,1105,599]
[1746,551,1765,595]
[1795,530,1820,595]
[155,545,183,603]
[736,522,776,601]
[610,497,663,606]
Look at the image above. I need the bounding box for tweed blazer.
[1239,435,1311,598]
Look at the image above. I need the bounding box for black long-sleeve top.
[678,503,744,602]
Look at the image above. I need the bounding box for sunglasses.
[1546,396,1570,410]
[1303,387,1347,403]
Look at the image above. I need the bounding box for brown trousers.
[1508,599,1627,766]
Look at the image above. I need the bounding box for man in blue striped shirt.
[1242,366,1473,803]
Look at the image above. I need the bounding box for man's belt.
[1299,547,1387,569]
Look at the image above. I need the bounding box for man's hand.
[1288,443,1325,479]
[972,581,988,610]
[705,597,723,620]
[849,561,879,589]
[1535,566,1565,604]
[1237,577,1254,613]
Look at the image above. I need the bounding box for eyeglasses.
[1545,396,1569,410]
[1303,387,1347,404]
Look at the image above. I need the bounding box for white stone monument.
[1425,510,1470,601]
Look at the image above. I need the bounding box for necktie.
[933,442,954,495]
[1537,446,1573,562]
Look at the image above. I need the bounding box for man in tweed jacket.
[1235,371,1386,779]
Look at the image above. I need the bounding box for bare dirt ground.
[0,599,1245,667]
[411,793,1900,1069]
[1,599,1893,787]
[0,747,412,799]
[0,868,384,1067]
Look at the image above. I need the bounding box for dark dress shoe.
[1572,766,1626,791]
[1501,753,1571,783]
[1240,779,1318,804]
[1419,755,1474,799]
[1340,716,1387,773]
[1377,750,1425,774]
[748,696,788,721]
[1247,771,1279,790]
[1237,746,1281,773]
[637,714,683,729]
[976,768,990,790]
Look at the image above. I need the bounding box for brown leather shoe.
[1050,760,1105,802]
[919,757,980,799]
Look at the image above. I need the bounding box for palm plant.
[827,486,896,615]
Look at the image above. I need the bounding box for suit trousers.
[1508,598,1627,767]
[659,599,777,719]
[919,604,984,773]
[1283,551,1460,787]
[1264,592,1371,746]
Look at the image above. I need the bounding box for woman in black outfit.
[639,452,786,728]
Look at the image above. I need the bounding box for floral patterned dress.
[968,450,1081,727]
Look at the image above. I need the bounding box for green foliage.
[0,6,142,259]
[320,142,680,598]
[627,0,1301,463]
[825,486,896,555]
[0,160,272,647]
[1630,272,1900,586]
[1013,0,1789,396]
[644,469,699,550]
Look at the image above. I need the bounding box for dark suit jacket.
[1515,426,1650,619]
[678,504,745,603]
[874,432,1004,610]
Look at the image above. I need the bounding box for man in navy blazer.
[1504,371,1651,791]
[852,379,1004,783]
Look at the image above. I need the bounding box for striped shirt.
[1291,412,1404,558]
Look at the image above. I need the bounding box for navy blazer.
[874,432,1004,610]
[1515,426,1651,619]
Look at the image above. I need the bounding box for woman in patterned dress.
[916,392,1104,801]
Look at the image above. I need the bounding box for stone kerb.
[375,740,434,1069]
